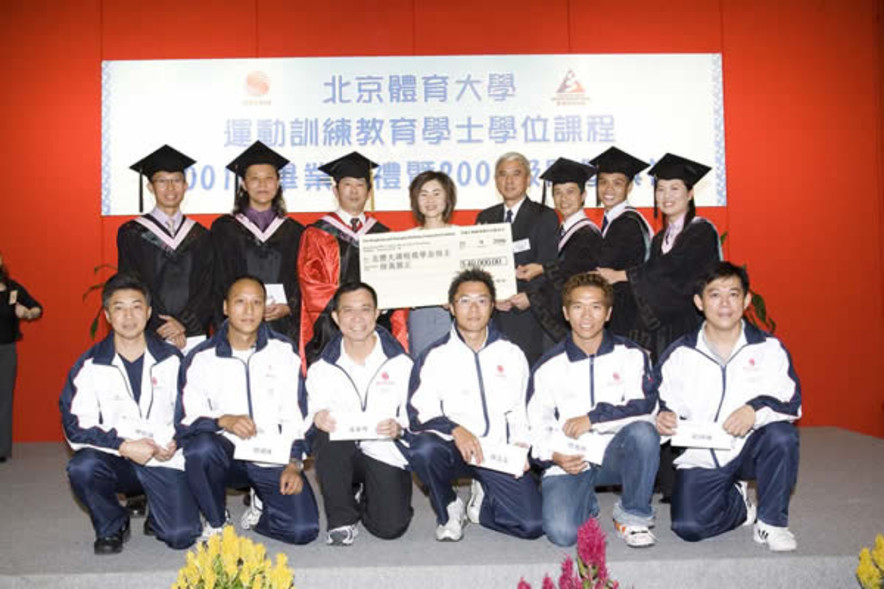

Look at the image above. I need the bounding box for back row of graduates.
[118,141,719,369]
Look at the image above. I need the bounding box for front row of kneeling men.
[60,262,801,555]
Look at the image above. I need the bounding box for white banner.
[102,53,725,215]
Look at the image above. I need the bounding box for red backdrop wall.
[1,0,881,442]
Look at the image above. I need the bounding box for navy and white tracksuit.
[177,322,318,545]
[528,331,659,545]
[306,327,413,538]
[59,334,201,549]
[656,321,801,541]
[407,324,542,539]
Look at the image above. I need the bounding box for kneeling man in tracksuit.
[408,268,543,542]
[655,262,801,551]
[60,273,201,554]
[528,272,659,548]
[177,275,319,544]
[306,281,413,546]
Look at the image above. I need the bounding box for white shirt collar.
[336,208,367,228]
[604,201,629,223]
[562,210,588,232]
[149,207,183,233]
[503,196,527,222]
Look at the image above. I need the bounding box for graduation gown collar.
[134,215,196,251]
[234,212,286,243]
[559,213,599,252]
[320,212,378,243]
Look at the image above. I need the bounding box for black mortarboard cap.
[129,145,196,213]
[318,151,379,184]
[538,158,596,206]
[226,141,290,178]
[647,153,711,186]
[539,158,597,186]
[589,146,649,179]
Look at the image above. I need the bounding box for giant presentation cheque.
[360,224,516,309]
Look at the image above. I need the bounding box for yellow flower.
[269,553,294,589]
[873,535,884,571]
[206,533,222,559]
[204,567,217,589]
[858,548,883,589]
[196,545,212,576]
[240,536,254,563]
[254,543,267,566]
[222,525,239,559]
[251,573,265,589]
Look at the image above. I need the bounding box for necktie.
[350,217,363,232]
[505,209,513,224]
[601,216,609,233]
[167,219,176,236]
[558,225,565,238]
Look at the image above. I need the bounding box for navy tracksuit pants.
[671,421,799,542]
[408,433,543,539]
[66,448,201,549]
[183,432,319,545]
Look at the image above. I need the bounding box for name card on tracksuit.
[670,421,734,450]
[233,429,293,465]
[329,412,390,441]
[471,439,529,478]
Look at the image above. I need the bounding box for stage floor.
[0,427,880,588]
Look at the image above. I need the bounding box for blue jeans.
[541,421,659,546]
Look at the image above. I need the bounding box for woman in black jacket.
[0,251,42,462]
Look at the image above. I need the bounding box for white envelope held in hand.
[265,283,288,306]
[233,429,293,465]
[470,438,529,478]
[670,420,734,450]
[329,412,390,441]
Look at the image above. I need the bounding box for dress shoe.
[94,519,131,555]
[126,496,147,517]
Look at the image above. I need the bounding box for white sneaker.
[198,509,230,542]
[466,480,485,524]
[435,496,466,542]
[754,520,797,552]
[326,524,359,546]
[736,481,757,526]
[240,489,263,530]
[198,522,224,542]
[614,521,656,548]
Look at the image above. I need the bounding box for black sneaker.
[94,519,131,555]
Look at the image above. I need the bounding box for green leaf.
[92,263,117,274]
[89,308,103,340]
[81,282,106,302]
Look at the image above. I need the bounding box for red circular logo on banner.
[246,71,270,96]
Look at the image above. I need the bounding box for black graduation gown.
[116,216,213,338]
[476,198,559,365]
[210,214,303,341]
[528,219,603,342]
[597,207,652,340]
[626,216,721,361]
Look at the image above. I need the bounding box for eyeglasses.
[152,177,185,188]
[454,295,491,307]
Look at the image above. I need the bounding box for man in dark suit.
[476,152,559,365]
